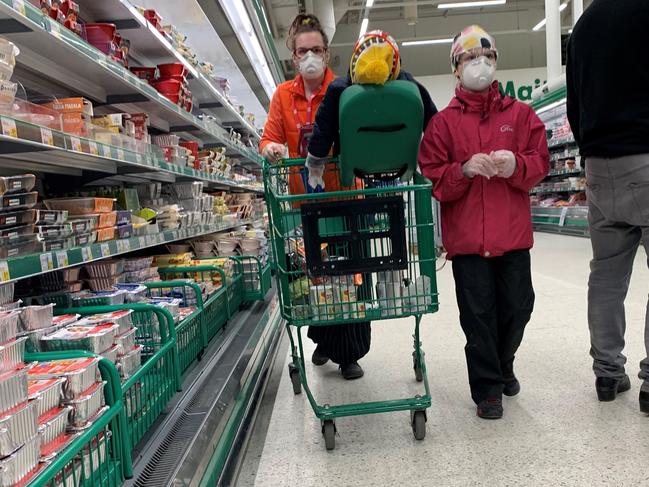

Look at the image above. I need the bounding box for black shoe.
[340,362,364,380]
[311,346,329,366]
[477,398,503,419]
[595,374,631,402]
[640,390,649,414]
[503,377,521,397]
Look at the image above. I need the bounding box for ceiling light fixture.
[438,0,506,8]
[533,2,570,31]
[402,38,455,46]
[366,0,375,6]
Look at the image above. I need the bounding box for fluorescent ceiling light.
[402,38,454,46]
[359,17,369,38]
[366,0,375,6]
[533,2,570,31]
[220,1,277,99]
[438,0,506,8]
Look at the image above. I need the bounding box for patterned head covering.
[350,30,401,85]
[450,25,498,70]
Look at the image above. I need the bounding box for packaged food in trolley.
[41,323,119,354]
[28,378,64,419]
[118,345,142,379]
[28,357,100,400]
[0,400,38,457]
[76,309,133,335]
[18,304,55,332]
[115,328,137,356]
[37,405,72,456]
[0,310,19,345]
[0,336,26,374]
[65,381,106,428]
[100,344,121,364]
[0,366,28,415]
[0,434,40,486]
[21,323,65,354]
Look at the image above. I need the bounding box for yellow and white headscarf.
[350,30,401,85]
[450,25,498,70]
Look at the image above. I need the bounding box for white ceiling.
[265,0,593,78]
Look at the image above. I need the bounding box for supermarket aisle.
[240,233,649,487]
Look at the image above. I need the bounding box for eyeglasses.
[294,46,327,57]
[459,49,497,65]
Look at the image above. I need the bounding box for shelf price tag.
[12,0,26,16]
[101,144,111,158]
[122,240,131,252]
[55,250,68,268]
[0,262,9,282]
[40,128,54,146]
[49,19,61,39]
[135,153,143,164]
[88,141,99,156]
[559,207,569,227]
[138,236,146,248]
[70,137,82,152]
[81,247,93,262]
[116,148,125,161]
[100,243,110,257]
[40,253,54,273]
[1,117,17,138]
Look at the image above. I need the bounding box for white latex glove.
[491,150,516,178]
[305,153,327,190]
[261,142,285,162]
[462,153,499,179]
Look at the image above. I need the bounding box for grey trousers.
[586,154,649,381]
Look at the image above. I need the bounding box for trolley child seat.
[264,80,439,450]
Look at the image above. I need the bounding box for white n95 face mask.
[461,56,496,92]
[298,51,325,79]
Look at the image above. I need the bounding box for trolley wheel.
[322,420,336,450]
[411,410,426,441]
[288,364,301,395]
[413,352,423,382]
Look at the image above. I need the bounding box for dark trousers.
[452,250,535,404]
[308,322,371,365]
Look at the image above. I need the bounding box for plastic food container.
[28,357,100,400]
[85,277,122,292]
[0,337,26,374]
[65,381,105,427]
[113,284,147,303]
[118,345,142,379]
[44,198,114,216]
[37,405,71,448]
[91,212,117,229]
[0,400,38,457]
[130,66,157,81]
[96,226,116,242]
[71,289,126,307]
[123,256,153,271]
[0,224,34,239]
[100,344,120,364]
[40,431,78,462]
[18,304,55,332]
[51,315,80,328]
[0,38,19,67]
[20,323,64,354]
[69,218,95,234]
[85,260,124,278]
[0,367,28,415]
[0,283,12,307]
[84,23,117,43]
[0,300,20,312]
[0,310,19,345]
[0,210,34,229]
[0,236,40,259]
[0,192,38,212]
[116,224,132,239]
[116,210,131,226]
[33,209,68,225]
[115,328,136,355]
[28,378,64,419]
[0,175,35,196]
[151,78,183,94]
[65,281,83,293]
[77,310,132,335]
[42,237,72,252]
[72,232,97,247]
[0,434,40,486]
[37,224,73,239]
[0,80,16,111]
[41,324,119,354]
[157,63,187,79]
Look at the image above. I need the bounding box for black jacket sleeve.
[308,77,350,158]
[565,39,581,147]
[398,71,438,130]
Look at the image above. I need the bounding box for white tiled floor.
[243,233,649,487]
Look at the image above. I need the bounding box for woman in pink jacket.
[418,25,549,420]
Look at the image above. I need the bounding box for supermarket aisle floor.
[239,233,649,487]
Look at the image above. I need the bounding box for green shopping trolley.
[263,79,439,450]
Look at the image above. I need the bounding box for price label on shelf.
[40,253,54,273]
[100,243,110,257]
[12,0,26,16]
[49,19,61,39]
[55,250,68,268]
[559,207,569,227]
[138,236,146,248]
[81,247,93,262]
[135,153,143,164]
[101,144,111,158]
[70,137,82,152]
[122,240,131,252]
[0,262,9,282]
[1,117,17,138]
[116,148,125,161]
[40,128,54,146]
[88,141,99,156]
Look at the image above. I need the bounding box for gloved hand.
[261,142,285,162]
[462,153,499,179]
[490,150,516,178]
[305,152,327,191]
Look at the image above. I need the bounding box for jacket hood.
[448,80,515,113]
